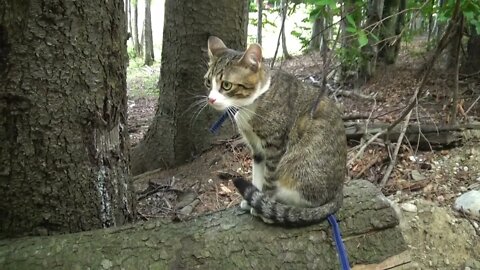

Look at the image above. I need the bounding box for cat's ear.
[239,43,263,72]
[208,36,227,59]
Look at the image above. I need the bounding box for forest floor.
[126,40,480,269]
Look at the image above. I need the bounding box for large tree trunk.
[130,0,248,175]
[143,0,154,66]
[0,0,135,238]
[133,0,142,57]
[0,180,410,269]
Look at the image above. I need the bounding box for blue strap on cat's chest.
[209,108,238,134]
[327,214,351,270]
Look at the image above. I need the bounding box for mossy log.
[0,180,409,270]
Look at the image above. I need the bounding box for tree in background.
[378,0,405,64]
[144,0,154,66]
[132,0,142,57]
[257,0,264,45]
[131,0,248,175]
[0,0,135,237]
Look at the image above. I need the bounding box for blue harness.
[210,110,351,270]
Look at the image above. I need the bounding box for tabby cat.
[204,36,347,226]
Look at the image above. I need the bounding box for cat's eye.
[221,81,233,91]
[204,79,211,88]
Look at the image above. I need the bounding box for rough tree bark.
[0,180,409,270]
[143,0,154,66]
[130,0,248,175]
[0,0,135,238]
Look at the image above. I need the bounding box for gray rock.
[454,190,480,220]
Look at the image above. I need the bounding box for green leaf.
[358,31,368,48]
[346,14,356,27]
[346,26,357,33]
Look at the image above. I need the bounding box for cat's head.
[204,36,269,111]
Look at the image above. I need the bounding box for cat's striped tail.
[233,177,342,226]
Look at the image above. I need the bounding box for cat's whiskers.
[226,107,237,128]
[189,102,208,128]
[181,98,208,117]
[237,106,269,123]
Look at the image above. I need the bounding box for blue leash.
[327,214,351,270]
[210,110,350,270]
[209,109,238,134]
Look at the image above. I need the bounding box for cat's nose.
[208,98,216,104]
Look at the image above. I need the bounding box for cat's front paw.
[239,199,251,211]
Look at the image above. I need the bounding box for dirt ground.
[127,40,480,269]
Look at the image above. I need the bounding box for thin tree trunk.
[281,0,291,59]
[463,26,480,74]
[257,0,263,45]
[449,13,463,125]
[436,0,446,40]
[0,180,410,270]
[144,0,154,66]
[127,0,132,39]
[339,0,362,82]
[130,0,248,174]
[133,0,141,57]
[378,0,401,64]
[393,0,406,59]
[0,0,135,238]
[427,0,434,48]
[309,16,322,51]
[359,0,384,81]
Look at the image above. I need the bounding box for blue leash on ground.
[327,214,351,270]
[210,109,350,270]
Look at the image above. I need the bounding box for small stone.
[437,195,445,202]
[401,203,417,213]
[411,170,426,181]
[463,166,469,171]
[460,186,468,192]
[445,258,450,265]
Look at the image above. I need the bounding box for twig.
[380,109,413,187]
[334,89,376,101]
[270,0,288,68]
[465,94,480,116]
[348,130,385,166]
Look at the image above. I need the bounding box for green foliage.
[462,0,480,33]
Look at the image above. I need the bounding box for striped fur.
[205,36,347,226]
[233,177,342,226]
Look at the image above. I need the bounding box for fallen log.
[0,180,409,270]
[345,122,480,149]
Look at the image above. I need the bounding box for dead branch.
[380,109,413,186]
